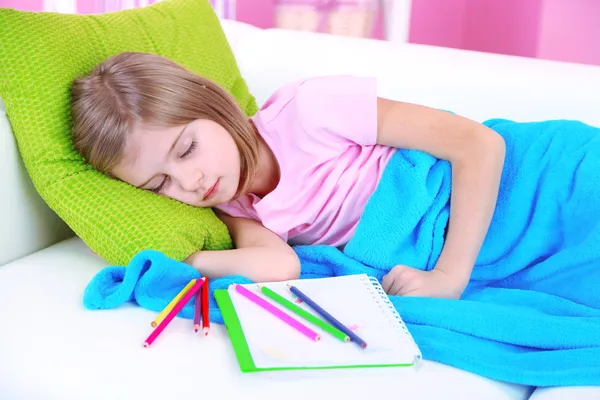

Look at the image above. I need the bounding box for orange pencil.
[144,278,205,347]
[201,277,210,336]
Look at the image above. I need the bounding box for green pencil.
[258,285,350,343]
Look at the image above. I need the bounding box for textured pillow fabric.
[0,0,256,265]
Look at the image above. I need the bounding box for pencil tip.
[203,327,210,336]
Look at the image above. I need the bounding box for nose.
[180,170,203,192]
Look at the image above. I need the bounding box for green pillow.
[0,0,255,265]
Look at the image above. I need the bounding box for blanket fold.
[83,118,600,387]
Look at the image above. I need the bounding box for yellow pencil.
[151,279,197,327]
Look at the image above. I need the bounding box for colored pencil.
[233,284,320,341]
[151,279,198,328]
[287,284,368,349]
[194,280,202,332]
[201,277,210,336]
[144,278,205,347]
[258,285,350,343]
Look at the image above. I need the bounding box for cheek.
[227,141,242,169]
[162,186,181,202]
[112,164,142,188]
[163,186,198,206]
[208,142,237,170]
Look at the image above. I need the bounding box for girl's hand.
[382,265,467,299]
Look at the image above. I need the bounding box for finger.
[396,270,423,296]
[389,276,405,296]
[400,283,431,297]
[399,287,421,297]
[382,273,394,293]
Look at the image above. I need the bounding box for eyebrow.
[136,124,190,189]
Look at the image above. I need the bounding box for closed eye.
[150,176,169,193]
[181,141,197,158]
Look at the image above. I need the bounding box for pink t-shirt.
[216,75,396,247]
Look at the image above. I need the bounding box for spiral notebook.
[214,274,422,372]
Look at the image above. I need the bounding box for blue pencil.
[286,284,368,349]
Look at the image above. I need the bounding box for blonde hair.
[71,52,259,195]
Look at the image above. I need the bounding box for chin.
[221,186,237,203]
[202,195,227,208]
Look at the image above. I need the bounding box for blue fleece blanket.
[83,118,600,387]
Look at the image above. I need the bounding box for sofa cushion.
[0,0,257,265]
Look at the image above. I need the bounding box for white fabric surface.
[0,98,72,267]
[0,238,530,400]
[530,387,600,400]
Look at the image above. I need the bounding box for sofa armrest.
[0,98,72,266]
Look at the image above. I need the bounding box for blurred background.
[2,0,599,67]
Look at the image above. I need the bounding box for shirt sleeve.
[293,75,379,147]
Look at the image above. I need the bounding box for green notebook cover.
[214,289,416,373]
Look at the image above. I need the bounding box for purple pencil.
[233,284,321,342]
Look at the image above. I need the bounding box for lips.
[203,179,219,201]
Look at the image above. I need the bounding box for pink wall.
[236,0,274,29]
[462,0,542,58]
[537,0,600,65]
[408,0,600,66]
[0,0,42,11]
[409,0,543,57]
[77,0,106,14]
[408,0,467,49]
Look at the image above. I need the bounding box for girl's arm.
[184,215,300,282]
[376,97,505,298]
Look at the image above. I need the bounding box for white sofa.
[1,19,600,400]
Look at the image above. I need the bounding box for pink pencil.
[144,278,205,347]
[233,284,320,342]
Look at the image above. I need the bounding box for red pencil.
[143,278,205,347]
[201,277,210,336]
[193,278,202,332]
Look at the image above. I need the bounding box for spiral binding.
[360,275,423,365]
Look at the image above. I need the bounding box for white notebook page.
[228,274,421,369]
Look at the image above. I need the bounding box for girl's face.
[113,118,241,208]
